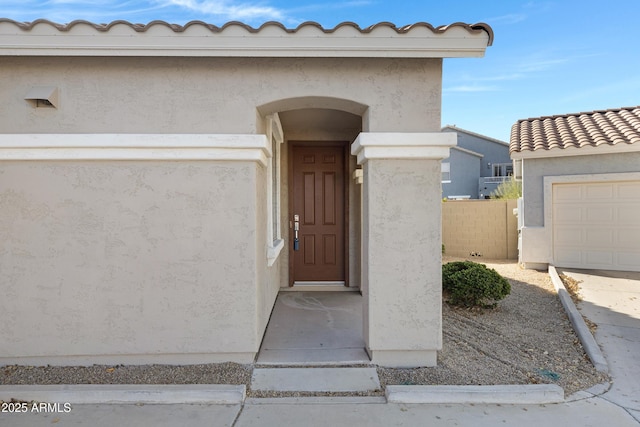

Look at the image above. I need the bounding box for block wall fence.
[442,199,518,260]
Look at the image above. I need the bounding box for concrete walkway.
[256,292,369,365]
[557,268,640,423]
[2,271,639,426]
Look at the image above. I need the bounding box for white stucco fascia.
[0,134,270,166]
[511,141,640,160]
[351,132,457,164]
[0,21,491,58]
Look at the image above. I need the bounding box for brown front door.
[290,142,346,285]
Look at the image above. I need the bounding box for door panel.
[291,143,346,284]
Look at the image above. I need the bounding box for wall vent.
[25,86,59,108]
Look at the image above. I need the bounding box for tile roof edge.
[0,18,493,44]
[515,106,640,124]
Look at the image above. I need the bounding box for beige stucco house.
[511,106,640,272]
[0,19,492,367]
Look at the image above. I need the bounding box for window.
[492,163,513,177]
[441,162,451,183]
[266,113,284,266]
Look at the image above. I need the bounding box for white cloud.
[2,0,167,23]
[159,0,285,21]
[485,13,526,25]
[444,85,498,93]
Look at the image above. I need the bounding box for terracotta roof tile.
[0,18,493,45]
[510,106,640,154]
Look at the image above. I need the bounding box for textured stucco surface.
[362,159,442,364]
[0,53,446,364]
[255,162,281,338]
[0,160,262,362]
[2,57,442,134]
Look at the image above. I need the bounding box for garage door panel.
[585,183,614,200]
[618,182,640,198]
[586,250,613,265]
[618,229,640,248]
[554,228,582,245]
[585,206,613,222]
[554,185,582,201]
[619,252,640,268]
[585,229,613,246]
[554,205,580,223]
[618,204,640,224]
[554,247,582,264]
[553,180,640,272]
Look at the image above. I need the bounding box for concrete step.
[256,348,370,365]
[251,367,380,393]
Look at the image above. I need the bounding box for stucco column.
[351,132,456,367]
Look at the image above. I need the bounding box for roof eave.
[0,19,492,58]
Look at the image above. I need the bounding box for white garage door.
[553,181,640,271]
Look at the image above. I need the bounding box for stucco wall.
[522,152,640,227]
[2,57,442,134]
[441,148,481,199]
[442,199,518,259]
[0,160,262,364]
[255,162,281,339]
[0,54,445,365]
[363,158,442,365]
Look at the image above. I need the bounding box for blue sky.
[1,0,639,142]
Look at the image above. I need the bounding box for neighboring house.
[511,106,640,272]
[440,126,511,199]
[0,19,492,367]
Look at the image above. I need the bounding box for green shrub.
[490,177,522,199]
[442,261,511,308]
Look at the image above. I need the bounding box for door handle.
[293,214,300,251]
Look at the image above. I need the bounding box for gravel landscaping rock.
[1,259,608,397]
[1,363,251,386]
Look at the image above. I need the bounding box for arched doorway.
[257,100,368,364]
[259,98,365,290]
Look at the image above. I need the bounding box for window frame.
[266,113,284,266]
[492,162,513,177]
[441,162,451,183]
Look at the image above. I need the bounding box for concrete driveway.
[557,268,640,422]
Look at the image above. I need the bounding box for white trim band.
[0,134,270,165]
[351,132,456,164]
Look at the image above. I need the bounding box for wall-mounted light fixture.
[25,86,59,108]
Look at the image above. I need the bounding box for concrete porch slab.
[251,368,381,393]
[257,292,369,365]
